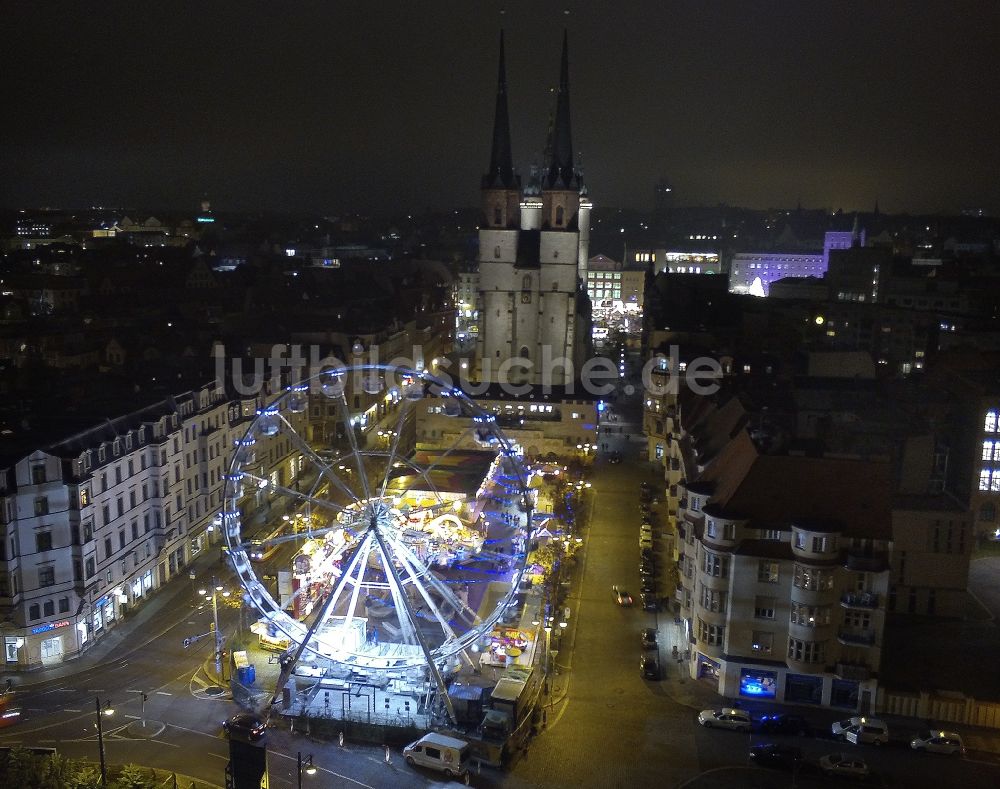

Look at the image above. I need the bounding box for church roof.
[542,31,583,192]
[482,31,520,191]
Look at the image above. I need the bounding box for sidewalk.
[5,547,230,689]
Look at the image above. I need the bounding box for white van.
[403,732,471,778]
[844,717,889,746]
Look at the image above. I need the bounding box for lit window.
[986,411,999,433]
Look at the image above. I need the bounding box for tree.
[112,764,157,789]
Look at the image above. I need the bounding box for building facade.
[474,32,592,388]
[0,381,303,671]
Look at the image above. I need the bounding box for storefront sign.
[31,619,70,635]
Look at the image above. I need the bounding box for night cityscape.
[3,4,1000,788]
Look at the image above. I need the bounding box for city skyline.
[2,2,999,216]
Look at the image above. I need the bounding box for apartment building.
[666,388,973,712]
[0,380,303,671]
[673,408,891,711]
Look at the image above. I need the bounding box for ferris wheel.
[221,364,532,687]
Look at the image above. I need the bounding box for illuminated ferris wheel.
[221,364,532,685]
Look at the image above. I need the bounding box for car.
[612,585,633,607]
[640,593,660,612]
[844,717,889,746]
[640,655,660,680]
[639,559,656,576]
[640,546,654,561]
[640,577,656,594]
[222,713,266,742]
[758,713,810,736]
[748,744,803,770]
[640,522,653,535]
[609,451,622,464]
[819,753,869,779]
[639,536,653,550]
[641,628,658,649]
[910,730,965,756]
[697,707,752,732]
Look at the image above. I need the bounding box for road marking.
[125,714,140,719]
[40,687,69,694]
[87,689,106,692]
[156,691,172,696]
[64,708,82,713]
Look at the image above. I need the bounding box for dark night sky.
[2,1,999,216]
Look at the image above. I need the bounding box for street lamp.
[297,752,316,788]
[199,578,227,669]
[95,697,114,788]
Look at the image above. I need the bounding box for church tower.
[476,32,592,389]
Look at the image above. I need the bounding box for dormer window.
[555,205,564,226]
[493,206,502,225]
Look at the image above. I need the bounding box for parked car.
[640,577,656,594]
[608,451,622,464]
[819,753,869,779]
[748,744,803,770]
[612,585,633,607]
[640,655,660,680]
[640,546,654,561]
[403,732,471,779]
[639,535,653,550]
[222,713,266,743]
[639,523,653,538]
[641,628,658,649]
[697,708,752,732]
[640,593,660,612]
[639,560,656,576]
[910,730,965,756]
[758,713,810,736]
[844,717,889,746]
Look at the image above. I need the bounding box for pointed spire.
[544,30,579,191]
[482,31,518,190]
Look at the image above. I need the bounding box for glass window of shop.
[784,673,823,704]
[831,679,860,709]
[93,607,104,631]
[104,602,115,623]
[142,570,153,591]
[5,637,19,662]
[190,534,203,556]
[40,636,63,660]
[132,578,142,599]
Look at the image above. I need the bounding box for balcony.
[841,592,880,609]
[844,551,889,573]
[835,662,872,681]
[838,629,876,646]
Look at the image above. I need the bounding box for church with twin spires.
[474,31,593,389]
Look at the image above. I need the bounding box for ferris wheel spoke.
[334,390,372,502]
[419,424,478,477]
[239,471,351,517]
[376,394,415,501]
[372,536,419,646]
[318,531,373,631]
[338,536,375,637]
[394,546,462,642]
[389,535,481,625]
[276,413,363,505]
[234,520,362,552]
